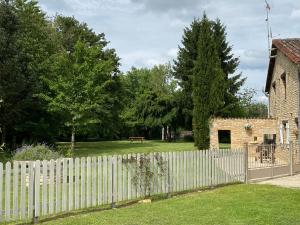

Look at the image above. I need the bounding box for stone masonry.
[268,50,299,144]
[210,118,277,149]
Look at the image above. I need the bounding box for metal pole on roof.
[265,0,272,57]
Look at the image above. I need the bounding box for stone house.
[210,38,300,149]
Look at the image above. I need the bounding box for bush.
[13,144,61,161]
[56,144,73,157]
[183,135,194,142]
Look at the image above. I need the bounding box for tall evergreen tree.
[173,16,245,129]
[173,19,201,129]
[212,19,246,117]
[192,15,225,149]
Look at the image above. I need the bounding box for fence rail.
[0,149,245,222]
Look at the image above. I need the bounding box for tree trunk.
[162,127,165,141]
[1,126,6,146]
[71,125,75,153]
[166,126,170,142]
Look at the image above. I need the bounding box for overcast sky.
[38,0,300,101]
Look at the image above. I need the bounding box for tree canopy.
[121,65,178,139]
[173,15,246,130]
[0,1,258,153]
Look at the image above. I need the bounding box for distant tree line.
[0,0,267,153]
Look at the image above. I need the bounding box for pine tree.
[212,19,246,117]
[173,19,201,129]
[173,16,245,130]
[192,15,225,149]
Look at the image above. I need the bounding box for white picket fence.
[0,149,245,222]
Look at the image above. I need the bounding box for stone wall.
[269,50,299,144]
[210,118,277,149]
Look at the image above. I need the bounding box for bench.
[129,137,145,143]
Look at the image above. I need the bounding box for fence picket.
[97,157,102,205]
[127,154,132,200]
[49,160,55,215]
[177,152,180,191]
[69,158,74,210]
[136,154,141,197]
[28,162,34,218]
[13,161,19,220]
[35,161,41,218]
[42,160,48,216]
[80,158,86,208]
[86,157,91,208]
[20,162,26,218]
[0,163,3,222]
[74,158,80,209]
[112,156,117,205]
[168,152,172,193]
[196,151,200,188]
[211,151,214,186]
[122,155,127,200]
[5,162,11,221]
[203,151,207,187]
[117,155,122,202]
[107,156,112,205]
[55,159,61,213]
[153,153,158,194]
[102,156,107,204]
[92,157,97,207]
[62,159,67,211]
[132,154,137,198]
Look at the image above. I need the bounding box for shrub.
[183,134,194,142]
[56,144,73,157]
[13,144,61,161]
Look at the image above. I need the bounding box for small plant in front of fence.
[123,153,167,198]
[13,143,61,161]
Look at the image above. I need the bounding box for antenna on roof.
[265,0,272,57]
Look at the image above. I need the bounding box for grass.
[40,184,300,225]
[219,143,231,149]
[59,140,196,158]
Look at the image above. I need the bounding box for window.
[281,73,287,99]
[254,136,257,142]
[264,134,276,144]
[218,130,231,149]
[272,81,276,93]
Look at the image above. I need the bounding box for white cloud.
[256,95,268,103]
[291,9,300,18]
[130,0,201,12]
[167,48,178,58]
[38,0,300,90]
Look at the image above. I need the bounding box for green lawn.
[60,140,195,158]
[41,184,300,225]
[219,143,231,149]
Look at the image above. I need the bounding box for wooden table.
[128,137,145,143]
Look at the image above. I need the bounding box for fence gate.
[246,143,300,182]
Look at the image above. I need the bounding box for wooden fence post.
[244,143,249,184]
